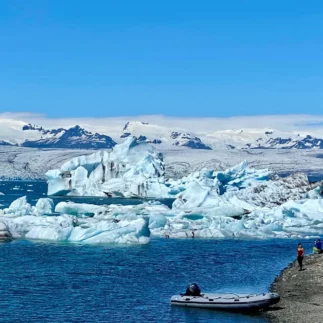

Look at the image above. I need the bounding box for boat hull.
[171,293,280,311]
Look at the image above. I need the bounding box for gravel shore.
[265,253,323,323]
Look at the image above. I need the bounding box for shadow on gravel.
[262,306,285,312]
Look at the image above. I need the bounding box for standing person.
[314,238,323,253]
[297,243,305,271]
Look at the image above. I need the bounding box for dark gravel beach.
[266,253,323,323]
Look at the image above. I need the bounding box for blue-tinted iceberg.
[46,137,167,198]
[4,139,323,243]
[1,184,323,242]
[0,196,150,244]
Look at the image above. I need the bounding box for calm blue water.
[0,238,312,323]
[0,181,175,209]
[0,180,314,322]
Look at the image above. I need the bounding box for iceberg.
[1,196,34,217]
[35,198,54,216]
[55,202,110,217]
[1,189,323,242]
[46,137,167,197]
[225,173,323,208]
[0,221,11,241]
[169,162,270,215]
[0,196,151,244]
[3,140,323,243]
[45,139,273,206]
[67,218,150,244]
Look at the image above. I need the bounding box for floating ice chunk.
[0,222,8,231]
[173,181,209,209]
[172,181,246,219]
[148,214,167,229]
[25,225,73,241]
[306,184,323,199]
[0,197,152,243]
[216,160,270,190]
[47,176,71,196]
[225,173,323,208]
[3,192,323,241]
[0,207,150,244]
[46,169,62,180]
[3,196,33,217]
[0,214,72,239]
[0,192,4,195]
[71,166,90,196]
[68,218,150,244]
[227,195,256,211]
[55,202,110,217]
[0,221,11,241]
[35,198,54,216]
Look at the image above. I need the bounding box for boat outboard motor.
[185,283,201,296]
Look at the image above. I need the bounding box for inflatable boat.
[171,284,280,311]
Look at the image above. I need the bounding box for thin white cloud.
[1,112,323,137]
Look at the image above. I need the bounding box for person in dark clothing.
[297,243,304,271]
[314,238,323,253]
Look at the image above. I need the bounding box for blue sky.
[0,1,322,118]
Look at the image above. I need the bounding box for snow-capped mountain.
[205,128,323,149]
[0,121,116,149]
[1,117,323,151]
[23,124,116,149]
[265,135,323,149]
[121,121,212,150]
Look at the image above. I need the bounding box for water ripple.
[0,238,311,323]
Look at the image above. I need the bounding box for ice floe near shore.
[1,186,323,244]
[0,197,150,244]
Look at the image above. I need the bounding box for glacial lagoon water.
[0,180,175,209]
[0,181,314,322]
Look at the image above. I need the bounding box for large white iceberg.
[46,142,272,208]
[46,138,270,200]
[46,137,167,197]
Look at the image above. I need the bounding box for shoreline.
[265,253,323,323]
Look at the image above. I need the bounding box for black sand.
[265,253,323,323]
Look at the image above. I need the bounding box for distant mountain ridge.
[121,121,212,150]
[206,128,323,150]
[1,123,116,149]
[1,118,323,150]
